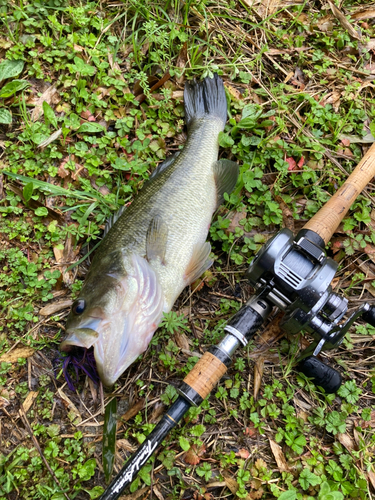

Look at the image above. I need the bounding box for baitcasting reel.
[229,228,375,393]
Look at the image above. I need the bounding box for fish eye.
[72,299,86,315]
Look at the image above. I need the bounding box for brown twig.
[136,72,171,104]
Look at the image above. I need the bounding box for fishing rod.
[100,143,375,500]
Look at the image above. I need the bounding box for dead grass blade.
[39,300,73,316]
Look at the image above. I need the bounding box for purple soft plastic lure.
[54,348,99,391]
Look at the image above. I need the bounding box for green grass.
[1,0,375,499]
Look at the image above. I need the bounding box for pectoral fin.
[184,241,213,285]
[214,159,239,207]
[146,216,168,264]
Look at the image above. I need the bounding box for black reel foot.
[298,356,342,393]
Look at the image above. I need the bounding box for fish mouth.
[60,328,99,352]
[61,317,102,352]
[61,316,128,388]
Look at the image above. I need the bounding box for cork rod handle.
[303,143,375,244]
[183,352,228,400]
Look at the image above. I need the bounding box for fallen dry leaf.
[22,391,38,413]
[362,411,375,428]
[364,63,375,74]
[297,410,309,422]
[285,157,297,171]
[0,397,10,409]
[207,481,226,489]
[37,128,63,149]
[254,458,267,470]
[149,402,166,423]
[367,470,375,490]
[250,489,263,499]
[253,356,264,399]
[117,439,136,453]
[328,0,361,40]
[275,195,295,232]
[172,90,184,100]
[58,159,70,178]
[225,82,242,100]
[363,244,375,265]
[223,474,256,500]
[316,14,334,32]
[353,428,362,448]
[236,448,250,459]
[174,332,190,351]
[54,234,80,286]
[223,476,242,496]
[320,91,341,112]
[152,485,165,500]
[175,42,188,85]
[191,278,205,292]
[360,39,375,52]
[352,10,375,21]
[294,395,312,411]
[254,0,281,19]
[39,300,73,316]
[337,432,356,451]
[31,85,58,121]
[244,424,258,438]
[257,315,283,345]
[121,399,145,422]
[184,443,206,465]
[58,388,82,424]
[0,346,35,363]
[269,439,289,472]
[250,479,262,490]
[120,486,149,500]
[226,210,247,234]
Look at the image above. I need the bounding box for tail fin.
[184,74,227,130]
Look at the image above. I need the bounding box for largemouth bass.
[62,75,238,387]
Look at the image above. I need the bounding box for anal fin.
[146,216,168,264]
[184,241,213,285]
[214,159,239,207]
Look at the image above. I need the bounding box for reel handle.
[362,305,375,328]
[303,143,375,245]
[298,356,342,393]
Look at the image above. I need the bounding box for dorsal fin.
[145,151,180,186]
[213,159,239,207]
[103,205,126,236]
